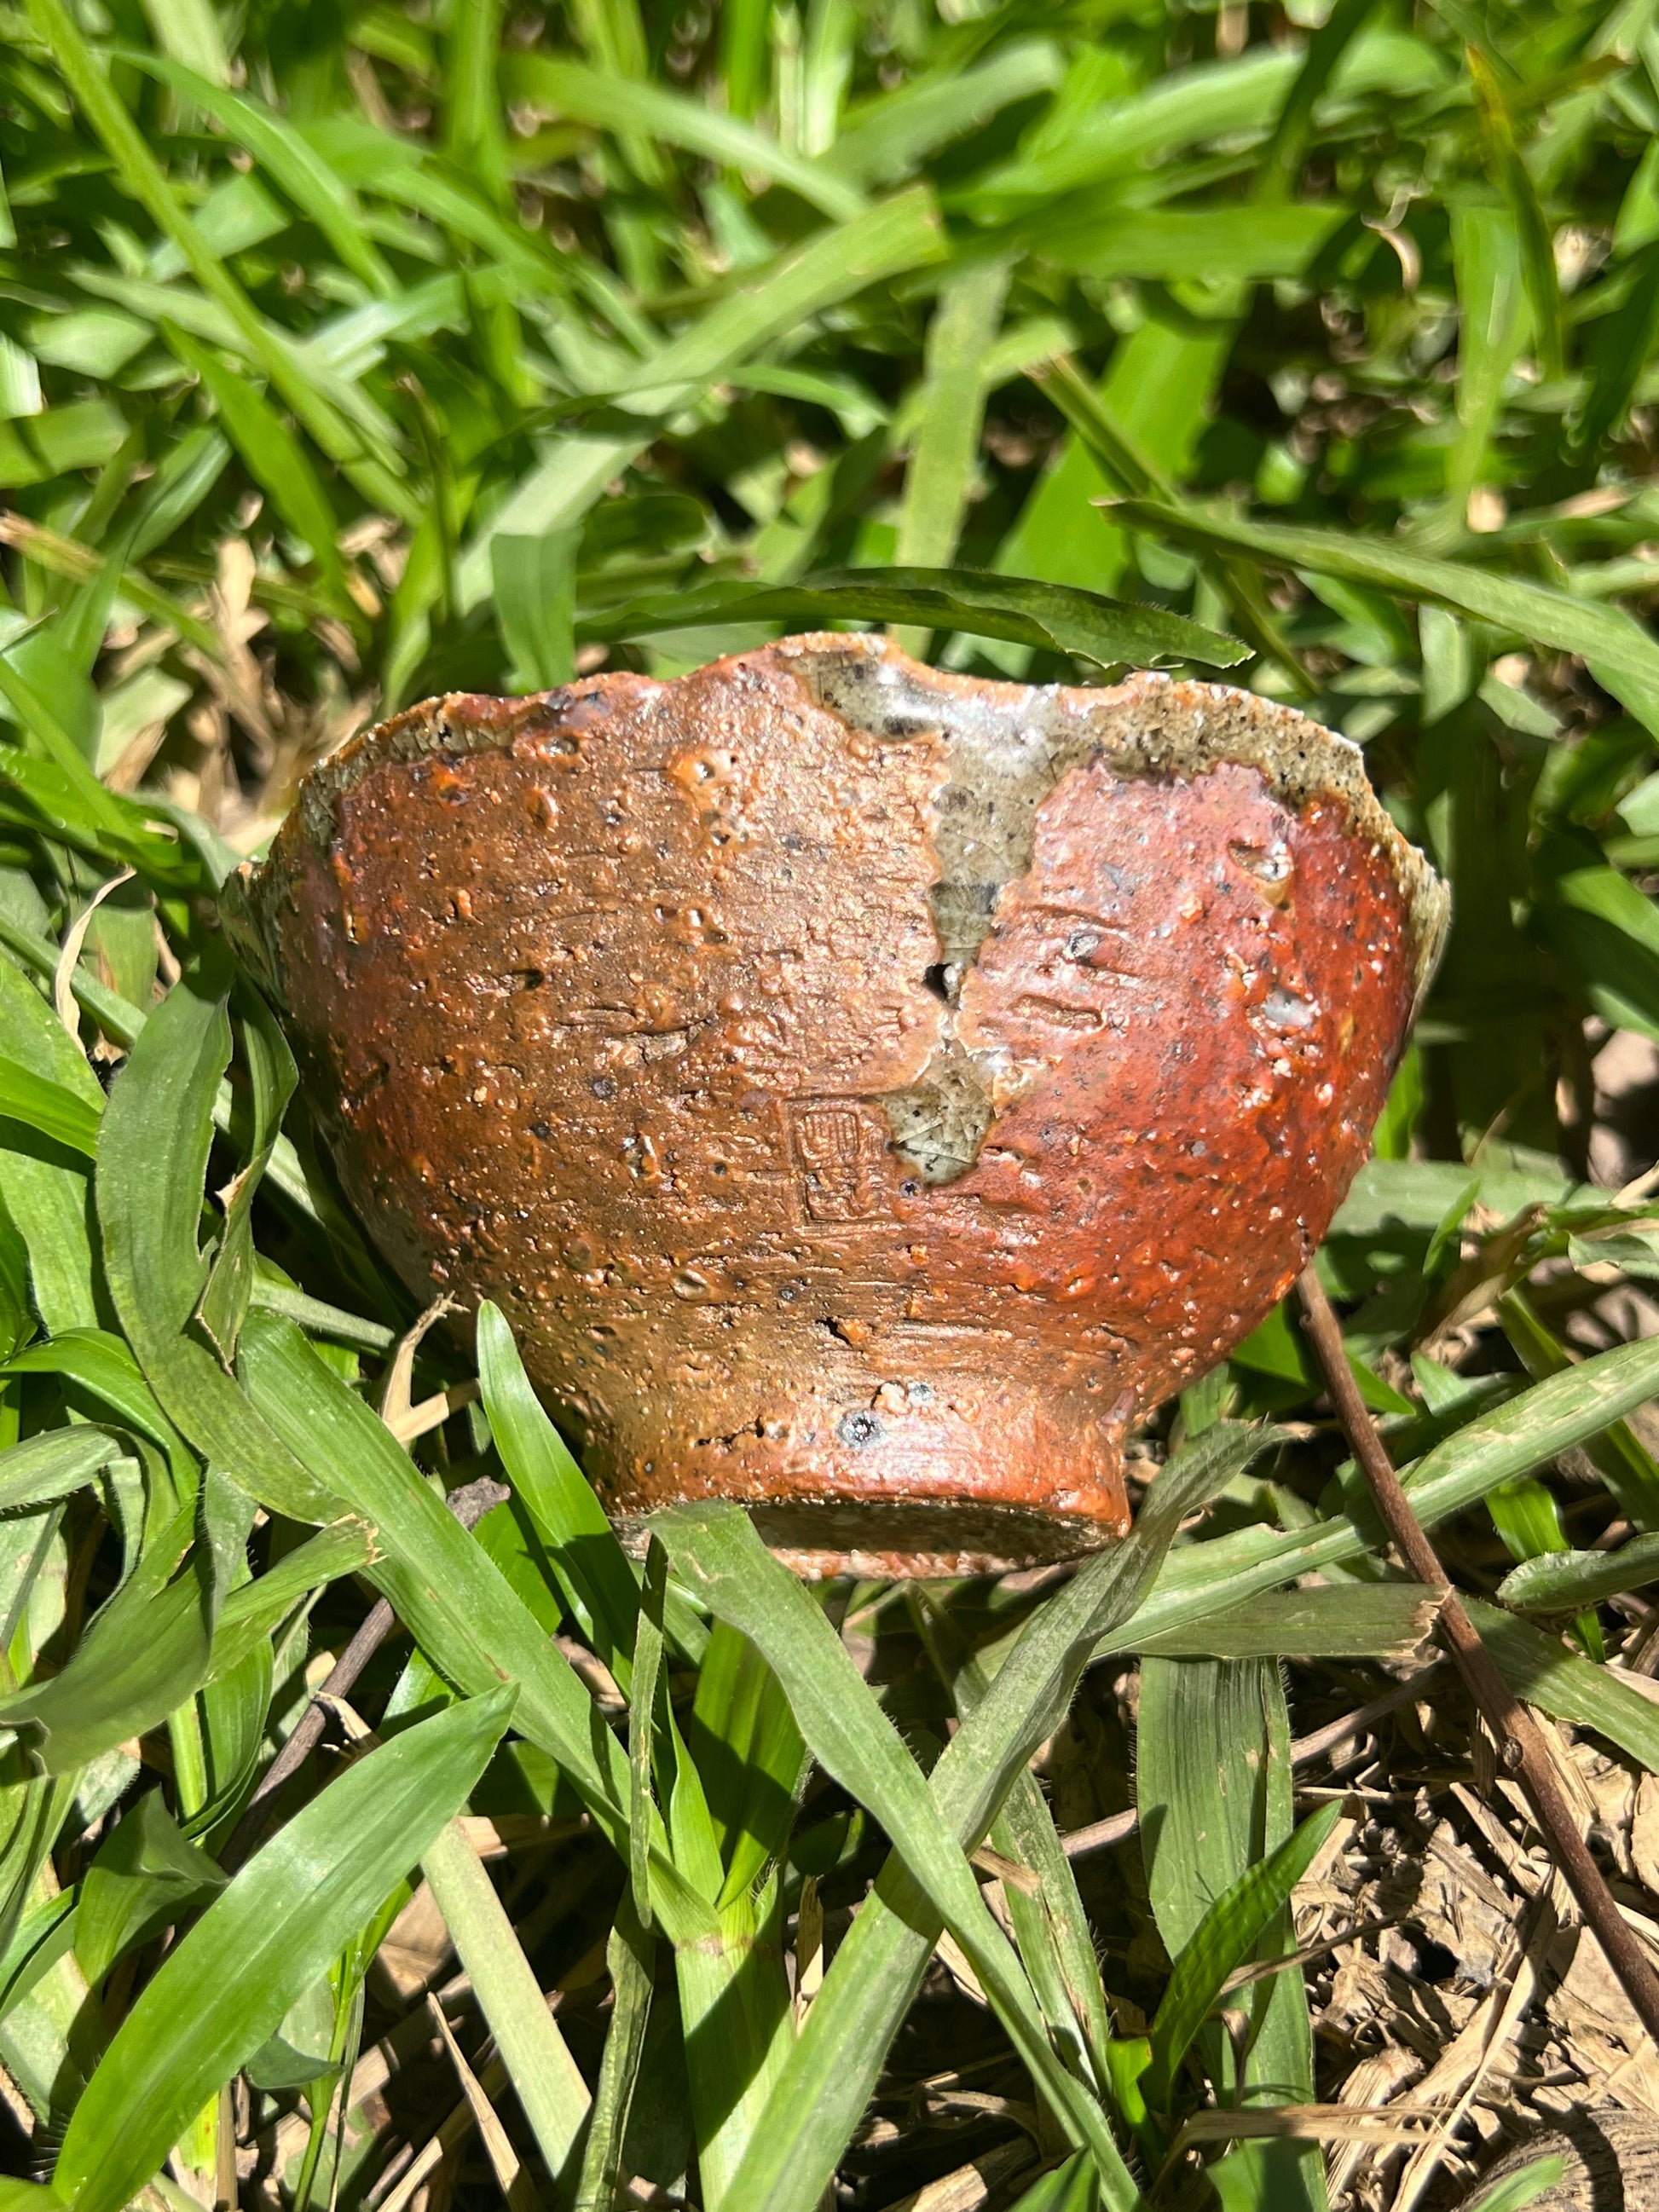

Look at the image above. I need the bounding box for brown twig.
[221,1474,508,1873]
[1286,1660,1454,1766]
[1296,1262,1659,2048]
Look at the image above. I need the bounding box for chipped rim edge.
[246,631,1450,1015]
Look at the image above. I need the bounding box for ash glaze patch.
[881,1036,997,1186]
[795,642,1103,1181]
[783,638,1447,1000]
[783,636,1448,1186]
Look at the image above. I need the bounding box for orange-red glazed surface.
[240,636,1446,1576]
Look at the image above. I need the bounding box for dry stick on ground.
[221,1473,508,1873]
[1296,1262,1659,2048]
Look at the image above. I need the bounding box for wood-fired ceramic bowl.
[238,635,1447,1577]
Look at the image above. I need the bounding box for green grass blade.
[928,1426,1280,1812]
[1405,1335,1659,1527]
[892,257,1011,654]
[826,42,1065,188]
[629,1537,666,1932]
[244,1279,395,1352]
[239,1314,627,1822]
[505,56,867,217]
[667,1427,1268,2212]
[1130,1583,1436,1659]
[1498,1287,1659,1528]
[1139,1657,1328,2208]
[1098,1335,1659,1658]
[1446,199,1530,524]
[564,0,650,95]
[1497,1532,1659,1610]
[1464,2153,1568,2212]
[161,324,347,603]
[95,961,337,1524]
[74,1788,225,1986]
[1468,46,1564,380]
[685,1620,807,1908]
[1574,234,1659,458]
[0,653,191,885]
[714,1429,1273,2212]
[916,1600,1111,2095]
[24,0,378,485]
[961,49,1299,214]
[1471,1597,1659,1770]
[581,568,1246,667]
[111,49,396,296]
[614,187,945,409]
[4,1329,189,1463]
[0,913,315,1233]
[0,921,142,1050]
[137,0,227,79]
[1004,2151,1098,2212]
[991,1779,1112,2090]
[0,1504,209,1773]
[654,1500,1128,2188]
[236,1314,725,1943]
[194,987,295,1366]
[492,529,578,690]
[203,1516,375,1686]
[673,1883,795,2212]
[1256,0,1379,195]
[441,0,506,182]
[0,1429,124,1512]
[52,1688,513,2212]
[420,1818,591,2177]
[0,752,199,895]
[476,1301,706,1669]
[476,1297,643,1677]
[1142,1799,1342,2113]
[1033,355,1163,495]
[192,1632,272,1836]
[1038,205,1346,287]
[0,952,105,1106]
[1107,500,1659,736]
[0,954,98,1332]
[573,1897,654,2212]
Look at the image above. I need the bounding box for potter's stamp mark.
[786,1099,893,1224]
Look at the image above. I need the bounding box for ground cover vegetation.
[0,0,1657,2207]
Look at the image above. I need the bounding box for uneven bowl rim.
[241,630,1449,1014]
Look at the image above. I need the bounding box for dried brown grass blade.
[876,2135,1036,2212]
[55,868,135,1044]
[1173,2105,1442,2150]
[425,1995,541,2212]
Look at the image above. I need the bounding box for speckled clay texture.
[241,635,1447,1578]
